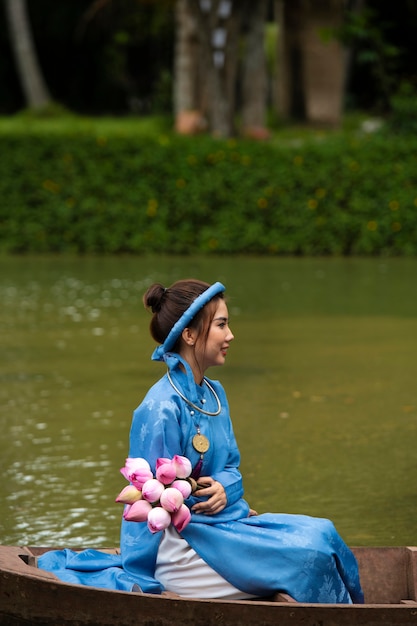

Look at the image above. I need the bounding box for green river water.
[1,255,416,548]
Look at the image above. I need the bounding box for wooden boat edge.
[1,545,417,626]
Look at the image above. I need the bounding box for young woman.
[119,279,364,603]
[39,279,363,603]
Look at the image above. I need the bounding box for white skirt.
[155,525,258,599]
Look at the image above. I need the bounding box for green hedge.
[1,125,417,255]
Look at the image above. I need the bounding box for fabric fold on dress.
[38,548,160,593]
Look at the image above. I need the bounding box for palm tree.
[5,0,52,110]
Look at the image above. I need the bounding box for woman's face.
[196,299,234,372]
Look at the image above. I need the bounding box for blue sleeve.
[206,381,245,506]
[211,427,244,505]
[128,382,183,470]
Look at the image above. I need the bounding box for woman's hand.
[191,476,226,515]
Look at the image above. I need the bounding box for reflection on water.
[1,256,416,548]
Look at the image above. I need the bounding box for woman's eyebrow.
[213,316,228,322]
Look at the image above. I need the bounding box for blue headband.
[151,281,225,361]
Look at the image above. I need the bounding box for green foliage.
[1,118,416,256]
[14,102,75,119]
[339,7,402,110]
[386,82,417,135]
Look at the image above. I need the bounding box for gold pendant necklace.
[167,371,221,455]
[192,429,210,453]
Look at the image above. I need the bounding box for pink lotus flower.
[171,479,192,499]
[115,485,142,504]
[172,503,191,532]
[160,487,184,513]
[123,499,152,522]
[116,454,195,533]
[147,507,171,534]
[155,458,177,485]
[141,478,165,503]
[120,457,153,490]
[172,455,192,479]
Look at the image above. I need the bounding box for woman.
[39,278,363,603]
[120,279,364,603]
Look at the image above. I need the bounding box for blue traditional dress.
[39,352,364,604]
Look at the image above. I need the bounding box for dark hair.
[143,279,224,351]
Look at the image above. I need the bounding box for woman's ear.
[182,327,196,347]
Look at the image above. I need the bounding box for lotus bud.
[171,479,192,499]
[123,499,152,522]
[155,459,177,485]
[172,503,191,533]
[120,457,153,490]
[141,478,165,503]
[115,485,142,504]
[172,455,192,479]
[160,487,184,513]
[156,457,171,466]
[147,506,171,533]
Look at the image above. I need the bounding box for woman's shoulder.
[134,373,181,412]
[205,376,226,394]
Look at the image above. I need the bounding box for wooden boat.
[1,545,417,626]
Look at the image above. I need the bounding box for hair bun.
[144,283,165,313]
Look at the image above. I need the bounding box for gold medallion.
[192,433,210,453]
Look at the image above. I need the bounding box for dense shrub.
[1,122,416,255]
[386,82,417,136]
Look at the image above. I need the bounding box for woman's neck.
[178,351,204,384]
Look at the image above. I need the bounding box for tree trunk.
[174,0,205,134]
[187,0,243,138]
[274,0,306,120]
[240,0,269,137]
[275,0,346,126]
[303,0,345,126]
[5,0,52,110]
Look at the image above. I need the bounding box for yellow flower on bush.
[389,200,399,211]
[147,199,158,217]
[208,238,219,250]
[307,199,318,210]
[42,179,60,194]
[367,221,378,231]
[257,197,268,209]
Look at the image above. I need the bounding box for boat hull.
[1,545,417,626]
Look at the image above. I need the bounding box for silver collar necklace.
[166,371,221,417]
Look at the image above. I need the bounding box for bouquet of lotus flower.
[116,455,199,533]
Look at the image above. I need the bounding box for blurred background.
[1,0,417,129]
[1,1,416,549]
